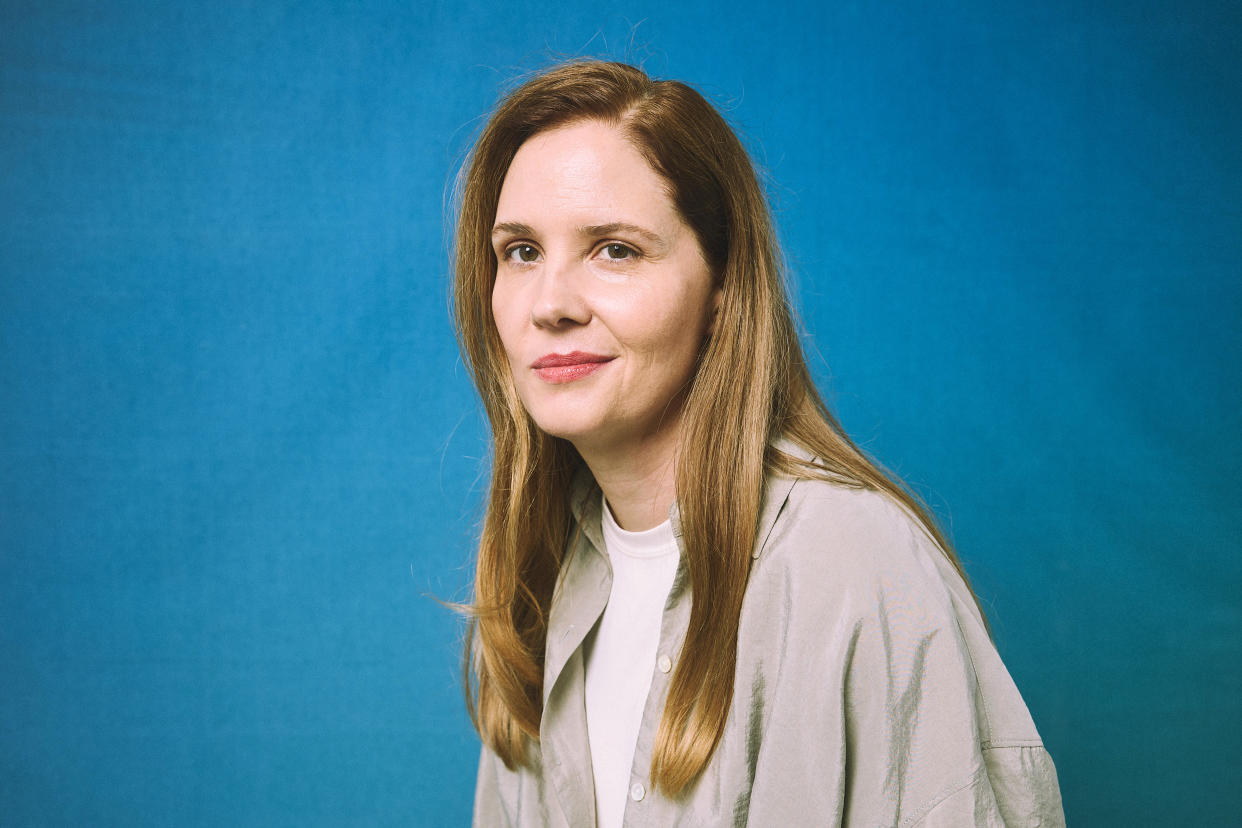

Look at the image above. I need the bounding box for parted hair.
[452,59,979,796]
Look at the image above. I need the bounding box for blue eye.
[506,244,539,263]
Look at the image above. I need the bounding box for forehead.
[495,120,678,226]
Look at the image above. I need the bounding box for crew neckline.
[601,494,677,560]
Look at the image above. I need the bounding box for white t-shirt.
[582,495,679,828]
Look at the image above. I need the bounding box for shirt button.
[657,654,672,673]
[630,782,645,802]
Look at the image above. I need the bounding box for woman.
[453,60,1064,827]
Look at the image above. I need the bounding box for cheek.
[599,281,711,346]
[616,310,709,375]
[490,283,523,360]
[646,289,714,348]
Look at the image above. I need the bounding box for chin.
[521,398,607,442]
[529,419,600,444]
[526,412,622,451]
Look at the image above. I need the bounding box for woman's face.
[490,119,719,457]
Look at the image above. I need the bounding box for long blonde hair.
[452,59,979,796]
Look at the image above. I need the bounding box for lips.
[531,351,614,384]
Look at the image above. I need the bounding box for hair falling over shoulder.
[451,59,981,797]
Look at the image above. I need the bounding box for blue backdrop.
[2,1,1239,825]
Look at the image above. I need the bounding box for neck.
[575,424,680,532]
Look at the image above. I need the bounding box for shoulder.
[755,474,962,617]
[773,474,923,549]
[735,450,1063,824]
[743,470,997,698]
[743,469,1047,746]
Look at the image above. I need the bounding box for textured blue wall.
[2,1,1239,825]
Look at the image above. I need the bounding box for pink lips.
[531,351,614,384]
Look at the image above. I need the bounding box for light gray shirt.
[473,456,1065,826]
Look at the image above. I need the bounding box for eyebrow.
[490,220,666,246]
[578,222,664,245]
[491,221,534,239]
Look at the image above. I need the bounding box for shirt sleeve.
[835,557,1000,826]
[912,744,1064,827]
[741,486,1065,827]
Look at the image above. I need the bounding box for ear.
[706,287,723,337]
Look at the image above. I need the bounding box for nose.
[529,257,590,330]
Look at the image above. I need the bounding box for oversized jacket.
[473,448,1066,826]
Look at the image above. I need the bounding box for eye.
[503,244,540,264]
[599,242,638,261]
